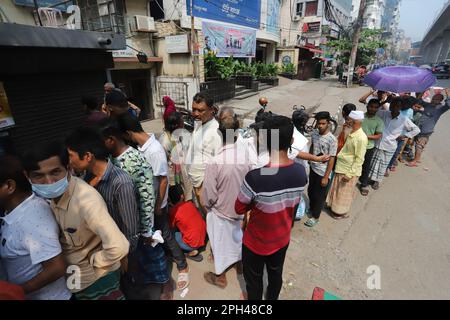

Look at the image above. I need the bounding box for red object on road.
[312,287,342,300]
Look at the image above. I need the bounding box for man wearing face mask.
[185,93,222,214]
[22,142,129,300]
[0,155,71,300]
[406,89,450,167]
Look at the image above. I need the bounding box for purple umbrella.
[363,66,437,93]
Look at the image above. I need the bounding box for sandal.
[331,213,349,220]
[371,182,380,190]
[186,251,203,262]
[177,272,190,291]
[203,272,227,289]
[360,187,369,196]
[304,218,319,227]
[390,166,397,172]
[405,162,418,167]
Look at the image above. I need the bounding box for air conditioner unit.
[293,15,301,22]
[135,15,156,32]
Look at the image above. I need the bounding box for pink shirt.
[202,144,252,221]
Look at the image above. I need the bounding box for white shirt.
[139,134,170,209]
[288,128,310,170]
[186,119,223,188]
[0,195,71,300]
[376,110,420,152]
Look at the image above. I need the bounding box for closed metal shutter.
[3,71,106,152]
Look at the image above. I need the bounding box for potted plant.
[201,53,236,102]
[280,63,297,79]
[256,63,279,86]
[235,61,259,91]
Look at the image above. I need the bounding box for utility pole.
[190,0,198,78]
[347,0,367,88]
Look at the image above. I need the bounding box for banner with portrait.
[202,21,257,58]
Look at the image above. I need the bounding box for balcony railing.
[8,0,126,34]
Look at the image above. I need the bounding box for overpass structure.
[421,1,450,65]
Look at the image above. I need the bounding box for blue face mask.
[31,175,69,199]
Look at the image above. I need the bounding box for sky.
[399,0,448,42]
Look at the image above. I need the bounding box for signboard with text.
[166,34,190,54]
[202,21,256,58]
[187,0,261,29]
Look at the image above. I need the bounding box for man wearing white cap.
[327,110,368,219]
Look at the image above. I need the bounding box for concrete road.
[144,77,450,300]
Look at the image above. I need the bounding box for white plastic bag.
[295,195,306,220]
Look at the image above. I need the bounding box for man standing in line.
[359,99,384,196]
[22,142,129,300]
[327,111,368,219]
[406,89,450,167]
[0,155,71,300]
[202,107,252,289]
[117,114,191,292]
[304,112,337,228]
[235,115,308,300]
[368,98,420,190]
[186,93,222,213]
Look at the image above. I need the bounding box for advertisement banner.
[0,82,15,130]
[202,21,257,58]
[187,0,261,29]
[266,0,280,35]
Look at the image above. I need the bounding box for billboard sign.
[202,21,257,58]
[187,0,261,29]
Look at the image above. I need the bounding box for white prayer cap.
[348,110,365,121]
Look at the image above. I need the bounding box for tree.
[328,29,388,66]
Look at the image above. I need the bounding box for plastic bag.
[295,194,306,220]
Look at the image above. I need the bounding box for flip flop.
[405,162,418,167]
[186,252,203,262]
[304,218,319,227]
[177,272,190,291]
[203,272,227,289]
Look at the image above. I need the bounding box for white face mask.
[31,174,69,199]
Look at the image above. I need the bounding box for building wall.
[0,1,37,25]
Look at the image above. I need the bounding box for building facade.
[0,0,126,153]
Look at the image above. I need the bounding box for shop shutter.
[3,71,106,152]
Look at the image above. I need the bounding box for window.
[149,0,165,20]
[305,1,318,17]
[296,2,304,16]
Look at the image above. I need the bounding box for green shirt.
[112,147,155,237]
[335,128,368,178]
[362,114,384,150]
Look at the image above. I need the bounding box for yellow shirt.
[50,176,129,292]
[335,128,368,178]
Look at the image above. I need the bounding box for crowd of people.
[0,81,449,300]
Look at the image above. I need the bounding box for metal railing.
[28,0,126,34]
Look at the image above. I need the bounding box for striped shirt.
[112,147,155,237]
[235,162,308,256]
[87,161,140,252]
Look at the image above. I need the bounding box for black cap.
[105,89,128,107]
